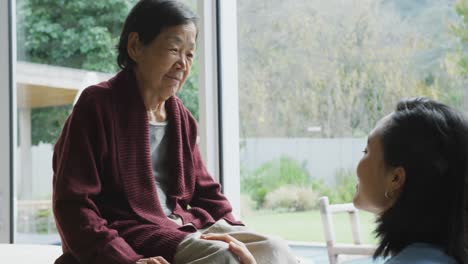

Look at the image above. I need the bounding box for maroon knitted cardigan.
[52,70,241,264]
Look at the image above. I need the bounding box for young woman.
[212,97,468,264]
[352,97,467,263]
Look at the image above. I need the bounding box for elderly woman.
[52,1,297,264]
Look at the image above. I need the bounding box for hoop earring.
[385,191,390,199]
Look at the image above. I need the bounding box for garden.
[240,156,378,244]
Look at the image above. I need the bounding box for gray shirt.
[149,120,173,216]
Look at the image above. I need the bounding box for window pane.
[15,0,199,244]
[237,0,467,245]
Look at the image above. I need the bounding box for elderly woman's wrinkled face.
[132,22,196,99]
[353,114,398,215]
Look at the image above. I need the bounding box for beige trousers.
[173,219,298,264]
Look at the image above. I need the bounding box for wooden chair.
[319,196,376,264]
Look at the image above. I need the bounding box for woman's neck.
[134,69,167,122]
[147,100,166,122]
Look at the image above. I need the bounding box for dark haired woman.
[215,97,468,264]
[52,1,296,264]
[353,97,467,263]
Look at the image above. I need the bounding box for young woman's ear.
[127,32,142,63]
[390,166,406,193]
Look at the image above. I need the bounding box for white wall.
[15,144,54,200]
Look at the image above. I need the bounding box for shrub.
[241,156,311,208]
[264,185,318,212]
[252,187,269,207]
[253,156,310,187]
[330,169,357,204]
[240,194,256,217]
[35,208,54,234]
[310,168,357,204]
[296,186,319,211]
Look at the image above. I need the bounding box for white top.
[149,120,173,216]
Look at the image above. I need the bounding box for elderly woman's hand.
[200,233,257,264]
[136,256,170,264]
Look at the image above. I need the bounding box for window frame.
[197,0,221,182]
[215,0,241,218]
[0,0,15,243]
[197,0,241,218]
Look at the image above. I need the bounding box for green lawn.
[241,210,379,244]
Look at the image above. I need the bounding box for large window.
[14,0,199,244]
[7,0,468,249]
[236,0,467,244]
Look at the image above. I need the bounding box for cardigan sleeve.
[52,90,143,264]
[189,141,241,224]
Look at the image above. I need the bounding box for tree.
[17,0,134,73]
[31,105,71,145]
[237,0,464,138]
[18,0,199,145]
[452,0,468,75]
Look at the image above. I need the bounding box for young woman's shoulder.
[385,243,457,264]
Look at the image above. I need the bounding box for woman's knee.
[175,237,240,264]
[255,236,290,252]
[246,236,296,264]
